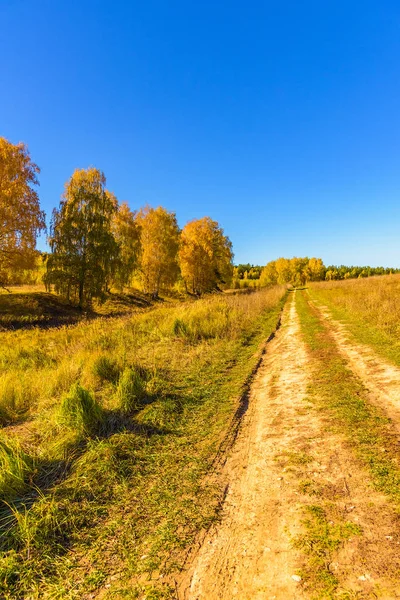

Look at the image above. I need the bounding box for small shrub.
[58,384,103,436]
[172,318,189,338]
[116,368,147,414]
[6,495,78,560]
[0,437,34,500]
[92,355,120,384]
[0,375,33,425]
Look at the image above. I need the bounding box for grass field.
[309,274,400,366]
[0,285,286,599]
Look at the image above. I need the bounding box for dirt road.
[179,292,400,600]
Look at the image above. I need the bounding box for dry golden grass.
[310,273,400,364]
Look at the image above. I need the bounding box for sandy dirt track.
[179,292,400,600]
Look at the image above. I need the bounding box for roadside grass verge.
[309,274,400,367]
[295,289,400,598]
[0,286,286,599]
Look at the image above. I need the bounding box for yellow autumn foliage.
[0,137,46,286]
[179,217,233,294]
[136,206,180,297]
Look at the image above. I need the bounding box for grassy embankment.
[0,286,286,599]
[309,274,400,366]
[295,289,400,598]
[0,286,155,331]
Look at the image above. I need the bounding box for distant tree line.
[234,264,263,280]
[236,258,400,288]
[0,137,233,304]
[324,265,400,280]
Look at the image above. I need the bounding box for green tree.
[46,168,118,306]
[0,137,46,287]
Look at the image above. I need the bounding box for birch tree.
[112,202,141,290]
[46,168,118,306]
[179,217,233,295]
[0,137,46,286]
[136,206,180,297]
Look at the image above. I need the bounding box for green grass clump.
[298,479,322,497]
[116,367,147,414]
[139,397,183,429]
[294,504,361,598]
[0,438,34,500]
[0,375,35,425]
[172,318,189,338]
[0,551,21,599]
[58,384,103,436]
[92,355,120,383]
[285,451,313,466]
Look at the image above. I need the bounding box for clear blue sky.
[2,0,400,266]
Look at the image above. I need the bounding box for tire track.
[178,292,400,600]
[181,293,308,599]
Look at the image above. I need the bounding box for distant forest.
[233,259,400,289]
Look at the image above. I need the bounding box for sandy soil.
[178,293,400,600]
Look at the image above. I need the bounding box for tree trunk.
[78,279,84,308]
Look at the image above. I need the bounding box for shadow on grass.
[0,291,153,332]
[0,392,177,552]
